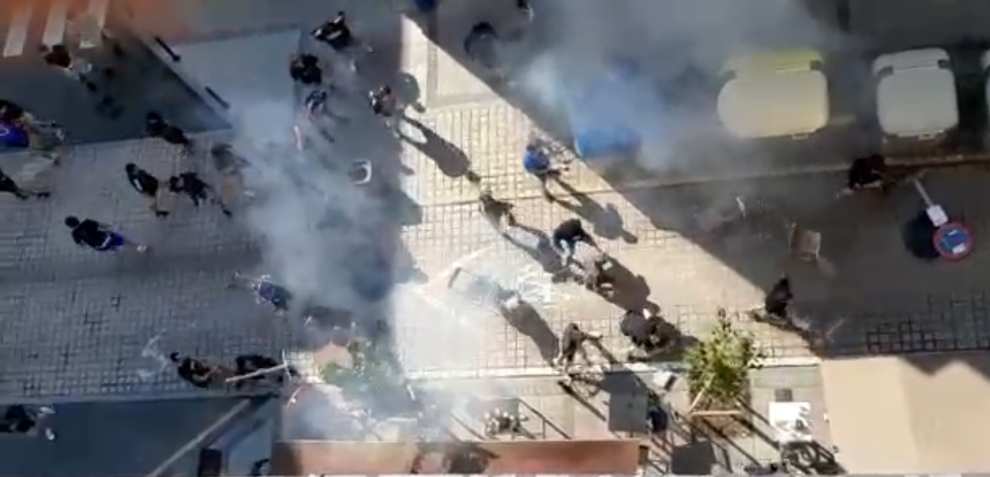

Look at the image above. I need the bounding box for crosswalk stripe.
[79,0,108,48]
[3,3,32,57]
[41,0,69,47]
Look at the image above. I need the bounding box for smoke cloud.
[510,0,849,174]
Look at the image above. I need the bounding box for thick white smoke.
[512,0,848,173]
[233,100,387,317]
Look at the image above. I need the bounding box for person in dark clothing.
[312,11,354,51]
[289,53,323,86]
[0,99,26,123]
[145,112,193,152]
[125,163,168,217]
[0,166,46,200]
[40,44,116,114]
[64,215,147,252]
[620,308,675,359]
[170,353,217,389]
[553,322,601,373]
[369,85,398,129]
[1,405,36,434]
[232,354,299,389]
[478,189,517,233]
[551,219,599,262]
[764,276,793,318]
[40,44,92,88]
[168,172,213,208]
[838,154,888,197]
[1,405,55,439]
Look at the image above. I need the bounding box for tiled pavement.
[0,136,297,402]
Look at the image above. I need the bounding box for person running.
[209,144,247,217]
[551,219,599,263]
[523,141,567,201]
[478,189,517,233]
[312,11,354,51]
[553,322,602,377]
[40,44,97,89]
[168,172,214,208]
[145,112,193,153]
[763,276,793,319]
[40,44,116,114]
[64,215,148,253]
[289,53,323,87]
[232,354,299,389]
[369,85,398,130]
[0,166,47,200]
[125,163,169,217]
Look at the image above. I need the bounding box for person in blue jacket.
[523,141,567,201]
[0,119,30,150]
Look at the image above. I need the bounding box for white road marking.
[41,0,69,47]
[3,3,33,57]
[79,0,108,48]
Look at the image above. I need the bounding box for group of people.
[63,120,246,254]
[170,352,298,391]
[290,11,400,153]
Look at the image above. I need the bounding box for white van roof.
[873,49,958,137]
[717,50,829,139]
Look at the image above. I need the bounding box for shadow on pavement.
[503,301,559,364]
[399,117,479,181]
[555,181,638,243]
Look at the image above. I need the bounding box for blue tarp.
[561,62,664,160]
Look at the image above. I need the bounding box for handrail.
[153,35,181,62]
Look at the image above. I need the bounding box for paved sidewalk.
[0,135,296,403]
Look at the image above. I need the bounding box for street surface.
[0,397,248,477]
[2,2,990,474]
[0,0,229,144]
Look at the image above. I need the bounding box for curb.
[411,152,990,207]
[403,355,821,381]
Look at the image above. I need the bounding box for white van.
[873,48,958,143]
[717,49,829,139]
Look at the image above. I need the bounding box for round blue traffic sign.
[933,222,973,261]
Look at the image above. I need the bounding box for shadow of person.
[555,181,638,243]
[599,256,652,311]
[501,300,559,364]
[502,222,568,277]
[398,117,480,182]
[394,72,427,113]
